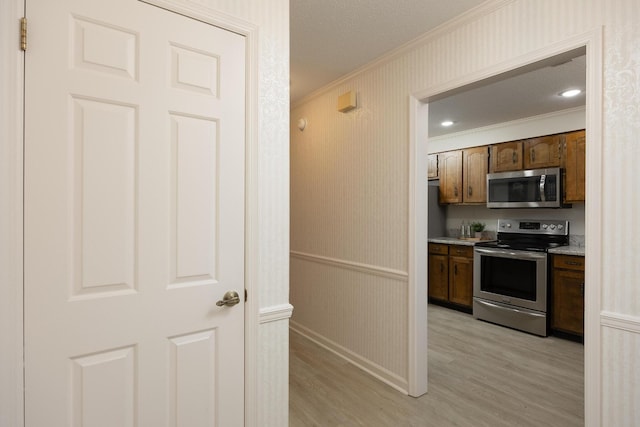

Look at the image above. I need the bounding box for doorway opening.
[408,30,603,424]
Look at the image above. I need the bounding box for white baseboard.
[290,320,409,394]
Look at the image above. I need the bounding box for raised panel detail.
[72,97,137,298]
[169,114,218,287]
[71,346,136,427]
[171,43,219,96]
[169,330,217,427]
[72,16,138,80]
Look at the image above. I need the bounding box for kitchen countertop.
[428,237,493,246]
[548,245,585,256]
[429,237,586,256]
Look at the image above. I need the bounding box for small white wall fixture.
[337,90,357,112]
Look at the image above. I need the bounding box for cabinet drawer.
[449,245,473,258]
[553,254,585,271]
[429,243,449,255]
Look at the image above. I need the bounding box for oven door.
[473,246,547,312]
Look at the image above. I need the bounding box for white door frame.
[408,29,604,426]
[0,0,260,424]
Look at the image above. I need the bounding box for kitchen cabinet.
[562,130,586,202]
[523,134,563,169]
[462,146,488,204]
[428,244,449,301]
[551,254,585,337]
[449,246,474,307]
[428,153,439,180]
[438,147,487,204]
[428,243,473,310]
[490,141,523,172]
[438,150,462,203]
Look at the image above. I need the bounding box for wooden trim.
[407,95,429,396]
[583,26,604,427]
[259,304,294,324]
[290,251,408,281]
[0,1,25,426]
[601,312,640,335]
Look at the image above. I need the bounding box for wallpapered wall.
[291,0,640,424]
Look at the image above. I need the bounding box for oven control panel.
[497,219,569,235]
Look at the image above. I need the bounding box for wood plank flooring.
[289,304,584,426]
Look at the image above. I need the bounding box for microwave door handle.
[539,174,546,202]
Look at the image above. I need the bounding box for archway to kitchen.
[407,30,603,423]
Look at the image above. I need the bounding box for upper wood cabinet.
[563,130,586,202]
[490,141,523,173]
[427,153,439,180]
[523,135,563,169]
[438,150,463,204]
[463,146,488,204]
[439,147,488,204]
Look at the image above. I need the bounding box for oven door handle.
[474,247,547,260]
[474,299,546,318]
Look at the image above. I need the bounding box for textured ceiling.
[290,0,486,103]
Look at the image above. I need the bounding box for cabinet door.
[524,135,563,169]
[490,141,523,172]
[449,256,473,308]
[439,150,462,204]
[428,154,439,180]
[563,130,586,202]
[428,254,449,301]
[552,268,585,336]
[463,147,488,203]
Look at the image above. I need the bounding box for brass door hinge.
[20,17,27,51]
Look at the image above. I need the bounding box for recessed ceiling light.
[441,120,454,127]
[560,89,582,98]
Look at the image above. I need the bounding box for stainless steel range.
[473,219,569,336]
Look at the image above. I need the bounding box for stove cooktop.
[476,219,570,252]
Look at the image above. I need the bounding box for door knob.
[216,291,240,307]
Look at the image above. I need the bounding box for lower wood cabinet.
[428,243,473,310]
[551,254,585,337]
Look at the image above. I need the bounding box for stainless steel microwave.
[486,167,564,208]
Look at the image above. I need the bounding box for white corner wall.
[290,0,640,425]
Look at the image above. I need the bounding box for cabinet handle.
[531,148,535,162]
[454,186,458,197]
[512,152,517,164]
[468,186,472,196]
[564,261,582,266]
[454,265,458,275]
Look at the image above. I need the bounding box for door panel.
[24,0,245,425]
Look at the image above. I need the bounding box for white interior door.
[24,0,246,425]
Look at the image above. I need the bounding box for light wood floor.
[289,304,584,426]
